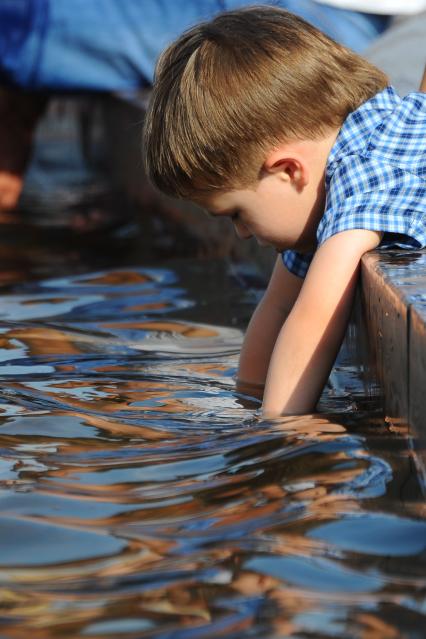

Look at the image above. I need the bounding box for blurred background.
[1,0,424,270]
[0,3,426,639]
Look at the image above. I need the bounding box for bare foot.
[0,87,47,216]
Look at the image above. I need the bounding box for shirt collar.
[326,86,401,174]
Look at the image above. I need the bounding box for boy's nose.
[233,219,252,240]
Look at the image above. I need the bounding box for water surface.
[0,230,425,639]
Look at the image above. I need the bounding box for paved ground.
[365,12,426,95]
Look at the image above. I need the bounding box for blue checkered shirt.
[282,86,426,278]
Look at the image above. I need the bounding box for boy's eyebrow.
[206,208,236,218]
[204,208,223,218]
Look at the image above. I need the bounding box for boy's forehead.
[196,190,247,216]
[195,191,232,211]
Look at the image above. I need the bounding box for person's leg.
[0,87,47,215]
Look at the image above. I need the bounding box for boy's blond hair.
[143,6,388,199]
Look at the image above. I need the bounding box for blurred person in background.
[0,0,424,215]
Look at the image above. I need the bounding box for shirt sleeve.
[281,250,314,278]
[318,155,426,249]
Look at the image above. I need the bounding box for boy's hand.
[262,229,382,418]
[237,256,303,395]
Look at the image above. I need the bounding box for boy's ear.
[263,148,308,187]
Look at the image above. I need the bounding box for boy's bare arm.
[262,229,382,417]
[237,256,303,398]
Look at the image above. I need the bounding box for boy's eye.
[203,208,241,220]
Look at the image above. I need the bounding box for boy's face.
[201,168,325,254]
[199,133,338,253]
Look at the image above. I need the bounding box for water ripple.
[0,262,424,638]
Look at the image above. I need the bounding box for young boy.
[142,6,426,418]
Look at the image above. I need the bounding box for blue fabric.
[0,0,390,91]
[282,87,426,278]
[0,0,49,87]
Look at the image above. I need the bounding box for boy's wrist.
[236,377,265,399]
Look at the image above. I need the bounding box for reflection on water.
[0,243,425,639]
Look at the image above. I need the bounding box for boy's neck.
[284,127,341,242]
[285,127,340,175]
